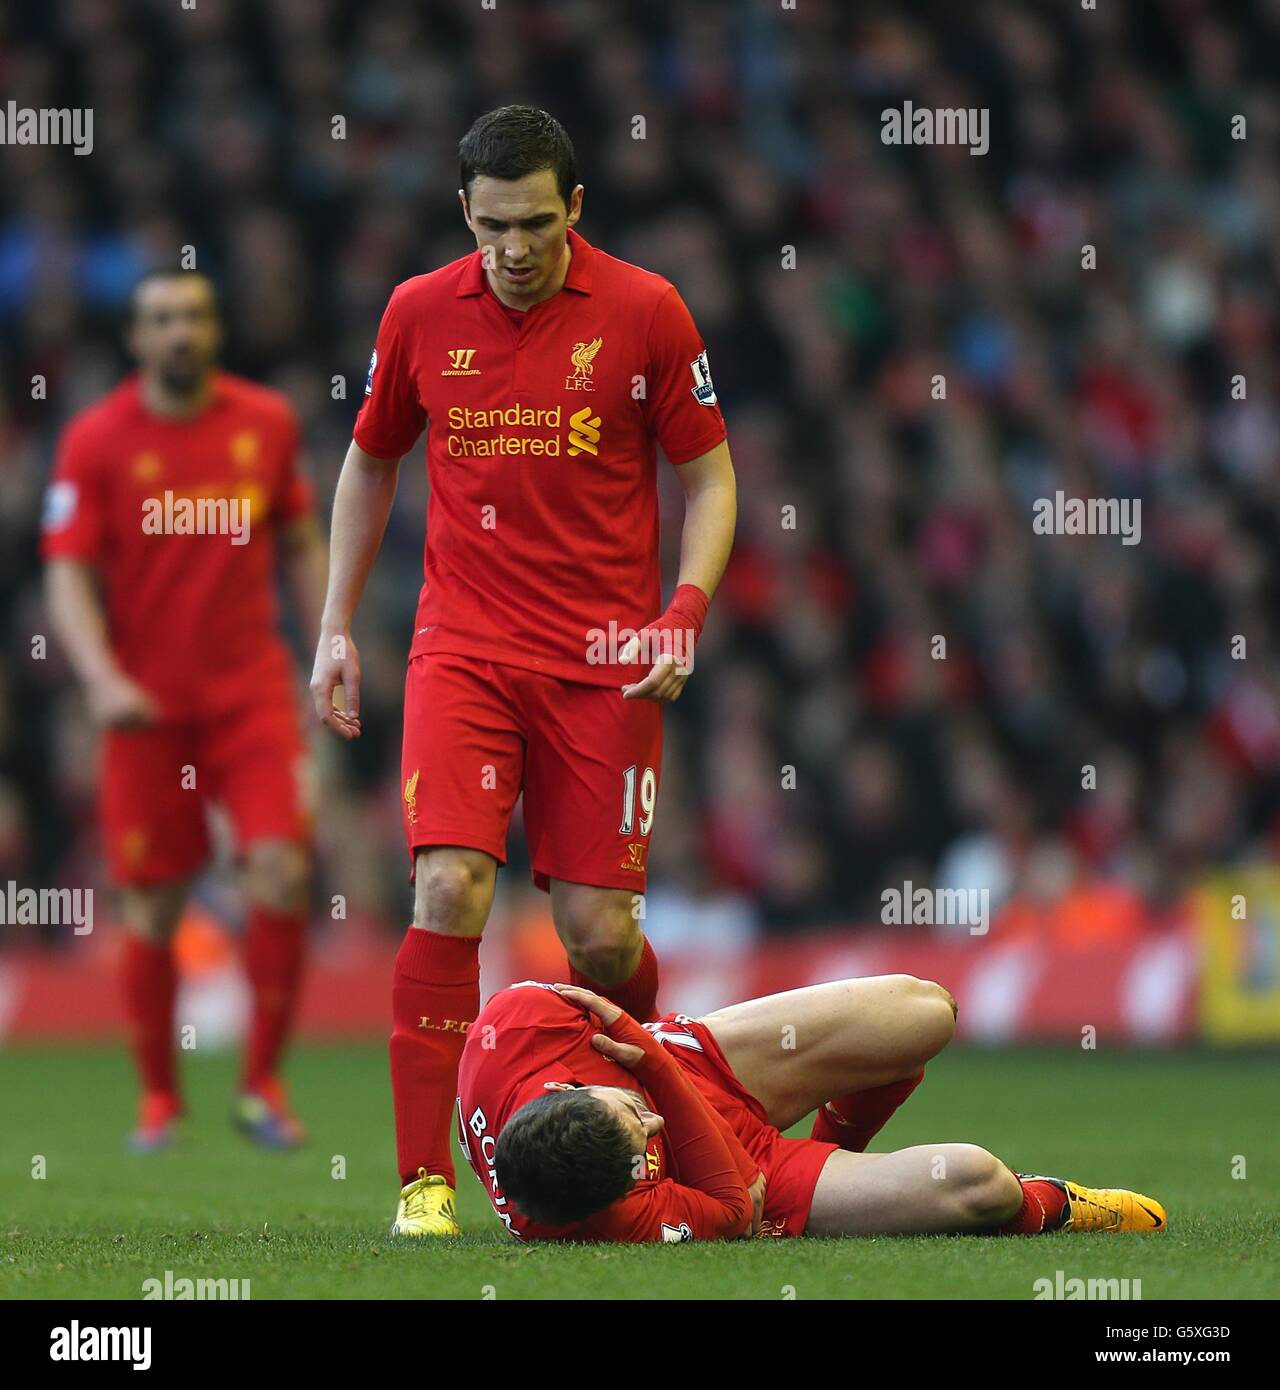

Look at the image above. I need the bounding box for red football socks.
[999,1175,1071,1234]
[389,927,480,1186]
[241,905,308,1092]
[810,1070,926,1151]
[121,934,179,1102]
[569,936,660,1023]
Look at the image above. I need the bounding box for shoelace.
[1073,1189,1121,1229]
[404,1169,437,1216]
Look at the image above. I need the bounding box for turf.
[0,1044,1276,1300]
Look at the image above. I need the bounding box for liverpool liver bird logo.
[567,337,604,389]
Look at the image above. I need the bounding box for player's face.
[460,169,583,304]
[583,1085,664,1150]
[129,277,221,393]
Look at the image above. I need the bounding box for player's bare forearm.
[311,440,402,737]
[674,439,736,602]
[44,560,158,726]
[280,515,327,649]
[45,559,123,686]
[620,441,736,702]
[319,441,401,635]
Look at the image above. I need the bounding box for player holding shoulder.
[42,270,326,1152]
[459,977,1168,1242]
[310,106,737,1237]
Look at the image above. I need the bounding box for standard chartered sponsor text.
[446,403,566,456]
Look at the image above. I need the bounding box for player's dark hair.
[459,105,577,210]
[494,1089,636,1227]
[128,268,218,323]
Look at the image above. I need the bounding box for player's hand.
[618,622,692,703]
[619,650,690,704]
[619,590,705,703]
[551,983,649,1069]
[747,1171,766,1237]
[310,629,362,739]
[89,671,159,728]
[589,1032,647,1070]
[551,982,622,1025]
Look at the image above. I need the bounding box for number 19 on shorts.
[619,764,657,836]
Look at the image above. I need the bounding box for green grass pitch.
[1,1044,1276,1300]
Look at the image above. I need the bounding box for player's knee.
[414,851,493,933]
[561,907,640,986]
[245,842,310,913]
[119,885,186,941]
[892,975,956,1060]
[950,1146,1020,1226]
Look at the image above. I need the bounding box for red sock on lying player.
[810,1070,925,1152]
[812,1078,1071,1235]
[389,927,480,1186]
[999,1174,1071,1234]
[568,936,660,1023]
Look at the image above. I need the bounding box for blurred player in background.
[463,978,1167,1243]
[310,106,737,1237]
[42,270,327,1152]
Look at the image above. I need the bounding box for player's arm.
[621,439,736,702]
[672,438,737,605]
[588,1102,765,1242]
[273,412,328,653]
[312,287,425,737]
[44,559,158,728]
[700,1075,767,1230]
[553,984,754,1242]
[278,514,327,652]
[309,440,402,739]
[42,425,158,729]
[622,281,738,702]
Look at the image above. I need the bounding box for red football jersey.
[41,372,312,720]
[353,227,727,686]
[458,982,759,1243]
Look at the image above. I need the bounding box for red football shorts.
[400,653,662,892]
[650,1011,839,1238]
[100,696,311,885]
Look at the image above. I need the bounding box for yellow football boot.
[390,1169,461,1238]
[1061,1179,1167,1233]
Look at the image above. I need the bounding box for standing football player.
[43,270,326,1151]
[310,106,737,1236]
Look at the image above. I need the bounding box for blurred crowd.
[3,0,1280,947]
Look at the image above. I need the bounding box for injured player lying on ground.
[453,977,1167,1243]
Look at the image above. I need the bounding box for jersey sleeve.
[272,406,314,525]
[641,285,728,466]
[40,416,108,564]
[585,1174,748,1244]
[703,1092,763,1188]
[353,287,427,460]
